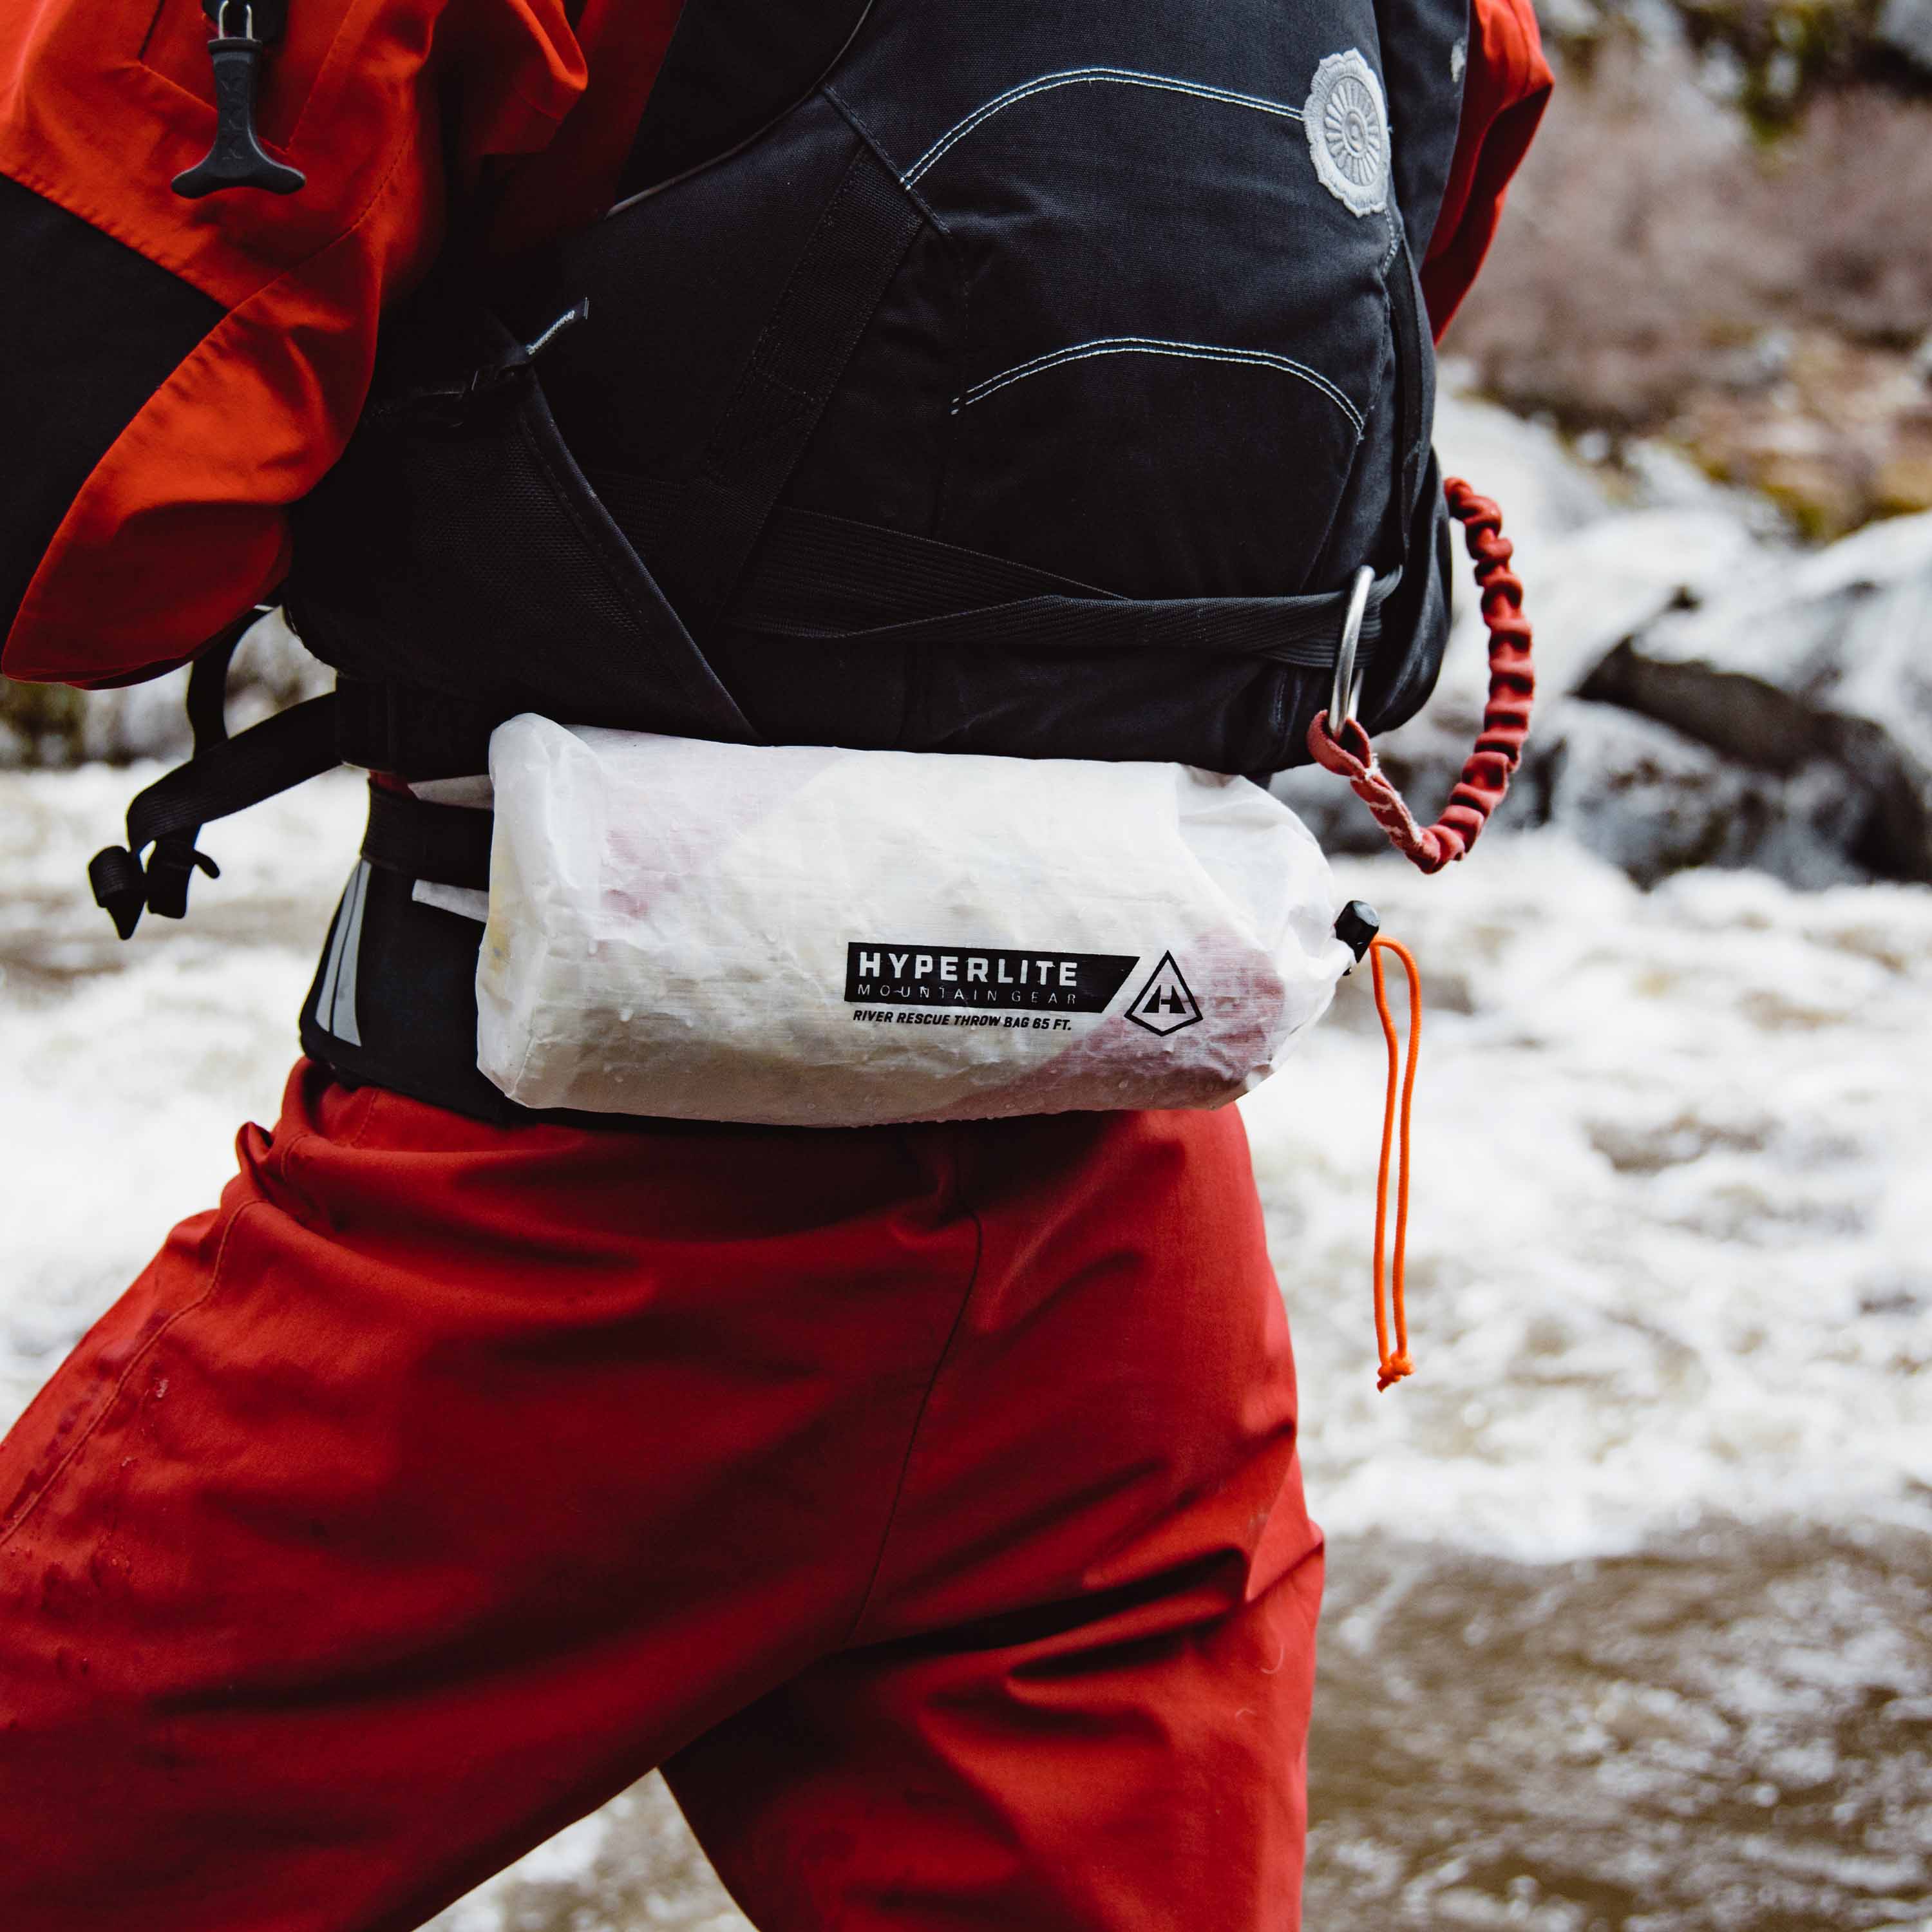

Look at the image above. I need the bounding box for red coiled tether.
[1309,480,1533,1391]
[1307,478,1535,872]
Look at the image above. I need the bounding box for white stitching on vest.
[904,69,1304,186]
[954,336,1365,436]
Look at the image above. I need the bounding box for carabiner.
[1328,565,1376,728]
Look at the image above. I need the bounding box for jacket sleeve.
[1419,0,1552,340]
[0,0,596,687]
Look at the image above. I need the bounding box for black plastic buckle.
[144,835,222,921]
[363,302,591,432]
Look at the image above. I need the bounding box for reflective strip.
[315,860,371,1047]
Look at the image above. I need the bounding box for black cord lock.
[1335,900,1381,963]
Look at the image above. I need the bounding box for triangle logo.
[1124,951,1203,1037]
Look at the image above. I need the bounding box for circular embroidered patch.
[1304,50,1390,218]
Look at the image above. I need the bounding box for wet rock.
[1878,0,1932,75]
[1537,701,1870,888]
[1583,509,1932,878]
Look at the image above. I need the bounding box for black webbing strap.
[332,676,499,779]
[592,468,1403,665]
[360,785,493,892]
[89,692,343,939]
[135,611,253,922]
[650,135,925,632]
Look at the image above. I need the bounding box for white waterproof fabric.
[477,717,1353,1126]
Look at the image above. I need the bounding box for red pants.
[0,1064,1321,1931]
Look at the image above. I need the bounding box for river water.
[3,762,1928,1930]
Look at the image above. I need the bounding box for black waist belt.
[299,788,509,1121]
[361,784,493,892]
[305,786,788,1131]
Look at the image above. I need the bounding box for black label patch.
[845,943,1139,1012]
[1124,952,1203,1036]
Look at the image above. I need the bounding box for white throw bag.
[477,715,1354,1126]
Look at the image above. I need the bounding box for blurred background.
[5,8,1932,1926]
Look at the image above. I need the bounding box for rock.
[1878,0,1932,75]
[1582,509,1932,878]
[1537,699,1871,888]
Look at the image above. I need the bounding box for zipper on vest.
[173,0,305,198]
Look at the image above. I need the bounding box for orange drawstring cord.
[1367,934,1421,1392]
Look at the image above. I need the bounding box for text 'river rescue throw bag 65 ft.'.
[477,718,1354,1128]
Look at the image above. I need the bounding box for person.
[0,3,1549,1926]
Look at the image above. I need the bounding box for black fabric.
[1374,0,1471,256]
[646,138,923,633]
[806,6,1392,600]
[589,469,1117,626]
[1388,231,1434,565]
[332,677,500,779]
[292,0,1461,777]
[714,582,1401,665]
[361,786,493,891]
[1355,236,1450,737]
[616,0,876,201]
[591,468,1401,662]
[0,172,224,652]
[288,309,755,745]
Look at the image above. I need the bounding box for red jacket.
[0,0,1549,688]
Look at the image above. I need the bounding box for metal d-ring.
[1329,565,1376,726]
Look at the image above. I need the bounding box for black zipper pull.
[173,0,305,198]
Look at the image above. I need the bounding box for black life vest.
[282,0,1471,778]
